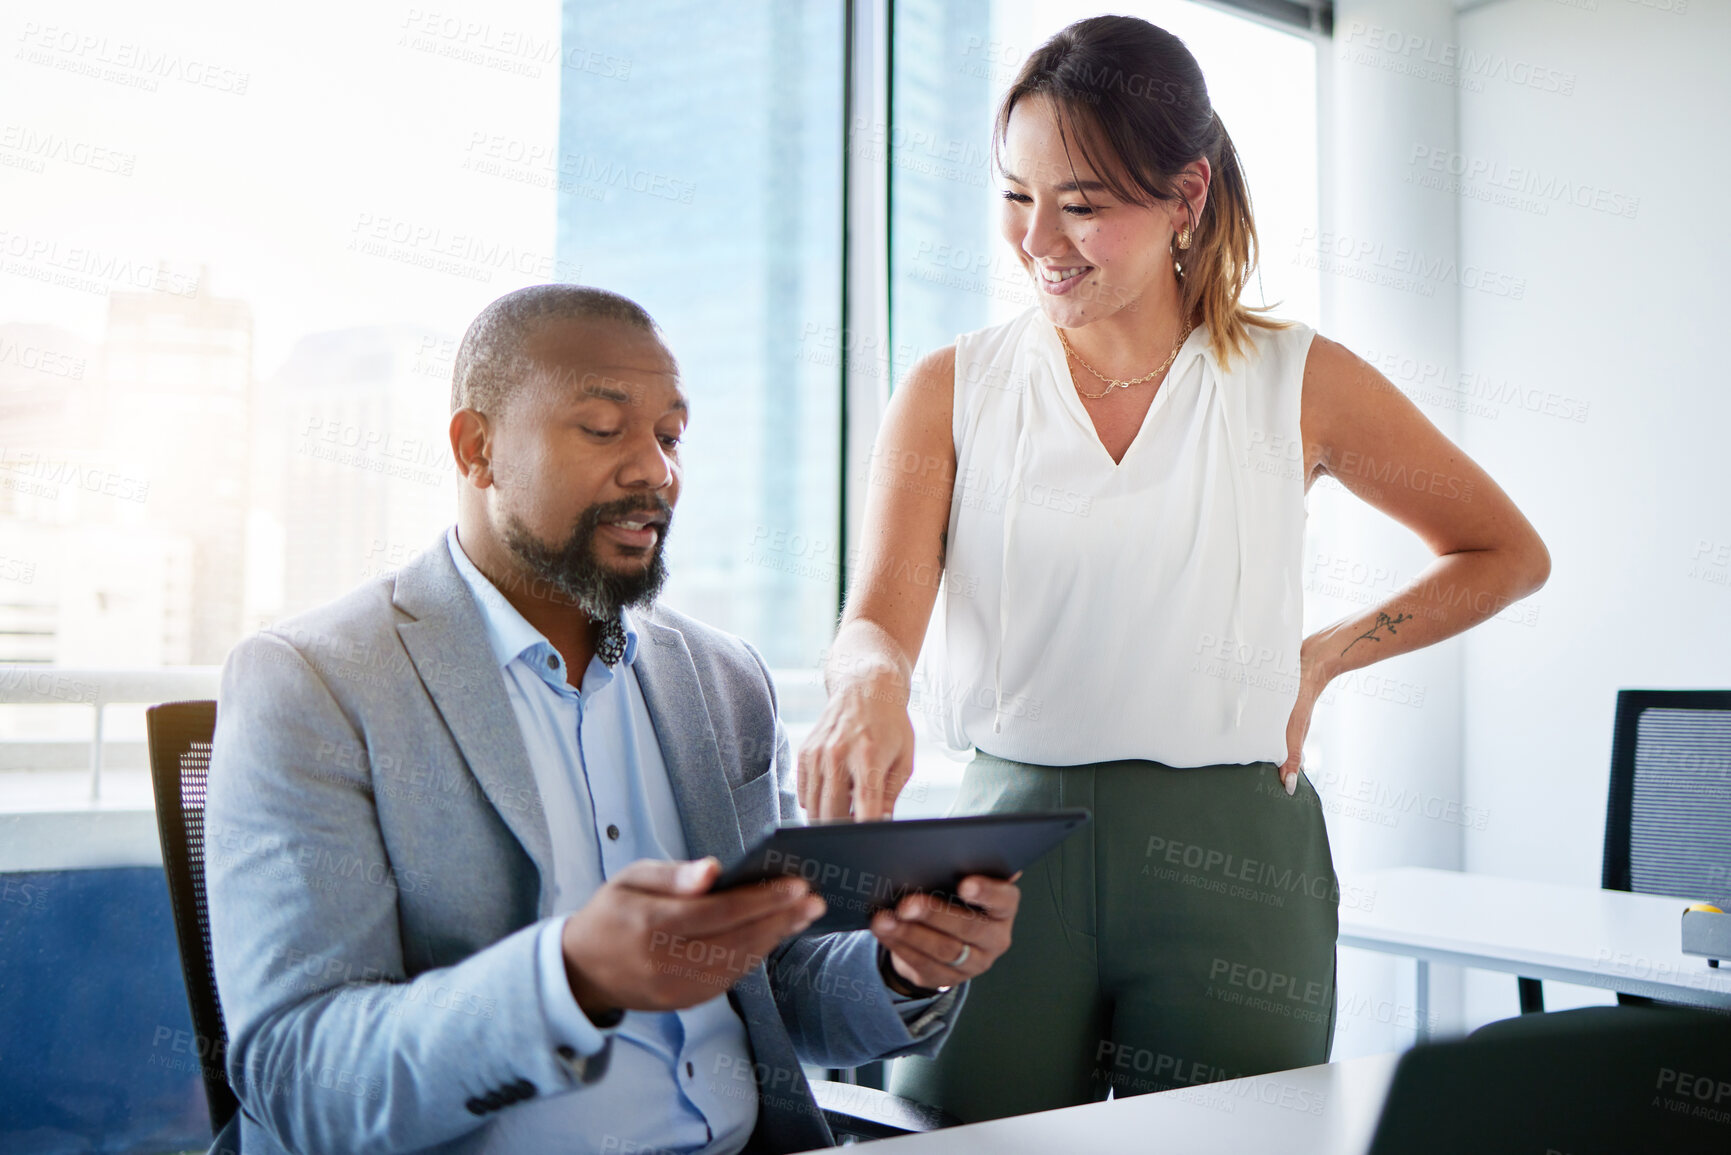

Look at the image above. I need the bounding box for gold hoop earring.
[1178,222,1192,250]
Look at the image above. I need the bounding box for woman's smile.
[1033,262,1094,294]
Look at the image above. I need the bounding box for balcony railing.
[0,663,963,827]
[0,666,222,801]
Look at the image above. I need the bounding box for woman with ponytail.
[799,15,1548,1122]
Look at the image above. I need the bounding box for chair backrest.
[1601,689,1731,902]
[1368,1005,1731,1155]
[145,699,238,1136]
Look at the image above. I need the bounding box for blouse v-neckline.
[1037,320,1209,471]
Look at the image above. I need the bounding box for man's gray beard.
[501,501,670,622]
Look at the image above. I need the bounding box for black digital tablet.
[713,809,1091,934]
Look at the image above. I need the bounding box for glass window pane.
[1,3,573,1145]
[558,0,846,676]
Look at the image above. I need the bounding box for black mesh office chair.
[145,699,238,1137]
[144,699,954,1145]
[1517,689,1731,1013]
[1369,1004,1731,1155]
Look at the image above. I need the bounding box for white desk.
[1337,867,1731,1038]
[864,1053,1401,1154]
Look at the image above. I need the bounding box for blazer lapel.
[633,616,746,863]
[392,534,555,905]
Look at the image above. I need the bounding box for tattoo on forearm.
[1341,610,1414,657]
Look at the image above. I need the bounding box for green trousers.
[890,752,1339,1123]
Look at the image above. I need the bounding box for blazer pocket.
[728,770,780,841]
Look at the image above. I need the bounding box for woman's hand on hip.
[1278,639,1336,797]
[797,682,917,821]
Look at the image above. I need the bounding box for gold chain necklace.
[1056,320,1195,400]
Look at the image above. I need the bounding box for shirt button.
[686,1061,695,1077]
[546,654,559,669]
[606,824,620,841]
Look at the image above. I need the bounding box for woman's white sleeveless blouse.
[915,306,1316,768]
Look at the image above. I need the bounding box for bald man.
[203,285,1021,1155]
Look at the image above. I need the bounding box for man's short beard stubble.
[502,496,671,623]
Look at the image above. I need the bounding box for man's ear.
[450,408,494,488]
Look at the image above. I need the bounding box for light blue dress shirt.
[447,528,756,1155]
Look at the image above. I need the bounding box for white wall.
[1454,0,1731,1022]
[1318,0,1731,1048]
[1316,0,1470,1056]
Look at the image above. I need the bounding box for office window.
[0,7,573,1143]
[557,0,846,675]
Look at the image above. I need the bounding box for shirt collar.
[445,526,640,679]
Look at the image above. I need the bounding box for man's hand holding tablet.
[560,857,828,1021]
[871,871,1022,994]
[711,810,1089,996]
[556,854,1021,1015]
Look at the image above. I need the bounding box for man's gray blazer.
[203,531,963,1155]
